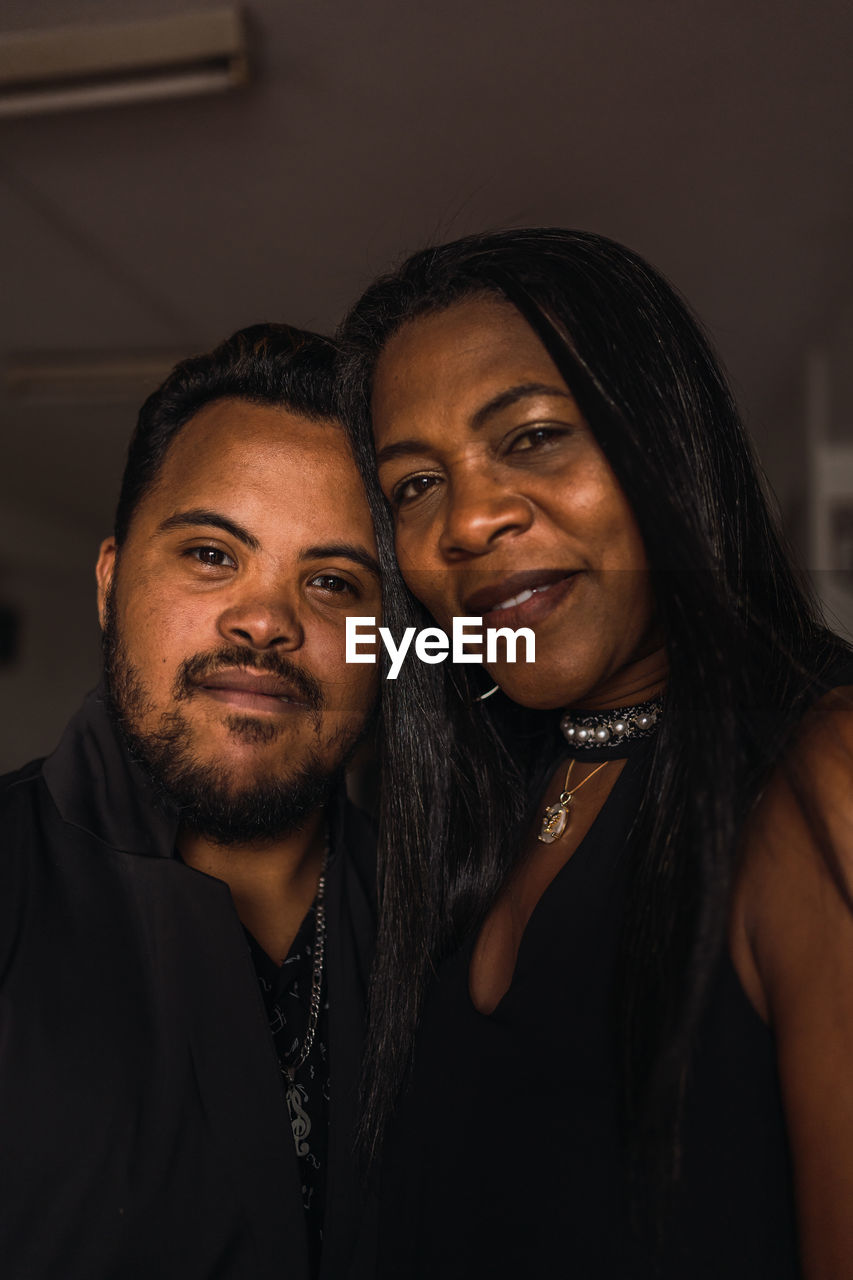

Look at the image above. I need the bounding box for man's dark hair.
[113,323,339,544]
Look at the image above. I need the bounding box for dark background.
[1,0,852,771]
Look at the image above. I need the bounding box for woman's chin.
[485,666,576,711]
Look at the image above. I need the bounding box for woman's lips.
[478,573,579,632]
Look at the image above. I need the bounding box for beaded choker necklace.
[559,694,664,749]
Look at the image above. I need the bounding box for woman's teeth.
[493,581,559,611]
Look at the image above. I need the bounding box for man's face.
[96,397,381,843]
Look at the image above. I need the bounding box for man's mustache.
[174,647,324,711]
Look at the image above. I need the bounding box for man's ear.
[95,538,117,631]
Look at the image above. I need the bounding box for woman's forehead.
[372,296,569,430]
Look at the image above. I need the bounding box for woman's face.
[371,295,665,710]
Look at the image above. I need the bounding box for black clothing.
[378,739,801,1278]
[0,684,375,1280]
[247,901,330,1276]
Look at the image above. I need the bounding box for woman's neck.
[568,645,668,713]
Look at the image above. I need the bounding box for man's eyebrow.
[300,543,381,579]
[156,509,261,551]
[470,382,574,430]
[374,382,575,467]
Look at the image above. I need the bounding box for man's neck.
[178,809,327,966]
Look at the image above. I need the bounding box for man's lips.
[192,668,311,713]
[462,570,579,630]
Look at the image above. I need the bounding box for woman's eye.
[392,474,441,506]
[186,546,236,568]
[509,426,564,452]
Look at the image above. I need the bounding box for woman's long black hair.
[337,228,848,1170]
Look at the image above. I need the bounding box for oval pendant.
[538,800,569,844]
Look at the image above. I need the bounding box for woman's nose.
[438,472,533,560]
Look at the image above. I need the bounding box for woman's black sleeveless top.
[376,737,801,1278]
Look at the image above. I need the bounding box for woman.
[338,229,853,1277]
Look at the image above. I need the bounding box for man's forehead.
[172,397,344,459]
[128,397,374,549]
[149,401,354,497]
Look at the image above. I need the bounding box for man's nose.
[216,588,304,652]
[438,471,533,560]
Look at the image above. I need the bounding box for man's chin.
[142,742,335,845]
[112,710,332,845]
[188,755,309,800]
[176,701,318,763]
[222,711,287,746]
[188,704,298,746]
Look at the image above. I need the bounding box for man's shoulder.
[0,757,47,808]
[0,757,54,854]
[0,761,51,951]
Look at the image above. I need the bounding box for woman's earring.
[474,684,500,702]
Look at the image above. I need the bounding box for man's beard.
[102,590,363,846]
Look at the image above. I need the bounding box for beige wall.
[0,494,101,772]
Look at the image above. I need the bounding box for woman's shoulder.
[730,683,853,1274]
[752,679,853,875]
[732,684,853,1012]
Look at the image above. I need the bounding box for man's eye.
[186,546,236,568]
[392,474,441,506]
[311,574,356,595]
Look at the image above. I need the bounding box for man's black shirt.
[247,898,330,1277]
[0,683,376,1280]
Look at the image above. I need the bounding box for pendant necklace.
[538,758,609,845]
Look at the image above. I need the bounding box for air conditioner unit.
[0,7,249,118]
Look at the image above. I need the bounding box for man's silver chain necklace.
[281,843,327,1085]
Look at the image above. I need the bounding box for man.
[0,325,381,1279]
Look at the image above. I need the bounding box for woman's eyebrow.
[470,382,574,430]
[375,383,575,467]
[375,439,430,467]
